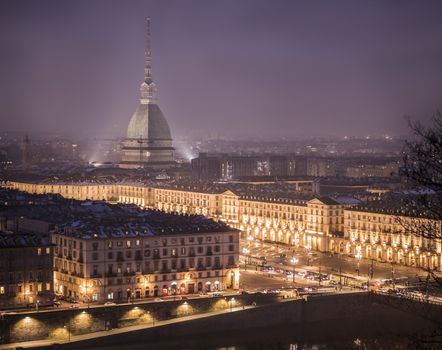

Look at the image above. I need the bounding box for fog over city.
[3,2,442,350]
[1,0,441,139]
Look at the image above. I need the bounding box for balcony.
[105,272,117,278]
[123,271,135,276]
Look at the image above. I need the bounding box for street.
[241,238,431,286]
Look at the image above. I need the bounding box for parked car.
[104,301,116,306]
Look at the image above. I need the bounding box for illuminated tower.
[120,18,175,169]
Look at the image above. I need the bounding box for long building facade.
[0,189,240,304]
[7,180,442,271]
[52,224,239,303]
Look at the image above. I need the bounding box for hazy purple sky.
[1,0,441,139]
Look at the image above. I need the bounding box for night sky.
[1,0,441,139]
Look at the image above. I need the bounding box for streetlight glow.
[291,257,298,283]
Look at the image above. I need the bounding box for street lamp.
[368,259,374,290]
[391,262,395,290]
[64,319,71,342]
[229,297,235,312]
[291,257,298,284]
[305,244,312,266]
[242,247,250,270]
[355,252,362,276]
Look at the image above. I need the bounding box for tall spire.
[144,17,153,84]
[140,17,157,104]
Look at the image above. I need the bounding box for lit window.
[0,286,4,294]
[37,283,42,292]
[45,247,50,254]
[37,248,42,256]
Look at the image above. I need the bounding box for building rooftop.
[0,189,236,239]
[0,232,52,248]
[348,193,441,220]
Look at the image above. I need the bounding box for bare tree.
[403,112,442,196]
[398,113,442,281]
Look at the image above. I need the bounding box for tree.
[403,112,442,195]
[399,112,442,280]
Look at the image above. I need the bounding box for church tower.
[120,18,175,169]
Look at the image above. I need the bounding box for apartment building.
[0,232,54,308]
[329,198,441,271]
[7,180,442,271]
[51,207,239,303]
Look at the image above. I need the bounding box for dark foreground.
[84,322,442,350]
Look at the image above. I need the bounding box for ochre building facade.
[8,180,442,271]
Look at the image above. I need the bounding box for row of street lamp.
[244,235,397,289]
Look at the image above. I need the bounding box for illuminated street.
[241,239,430,286]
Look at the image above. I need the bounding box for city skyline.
[1,0,442,139]
[1,2,442,349]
